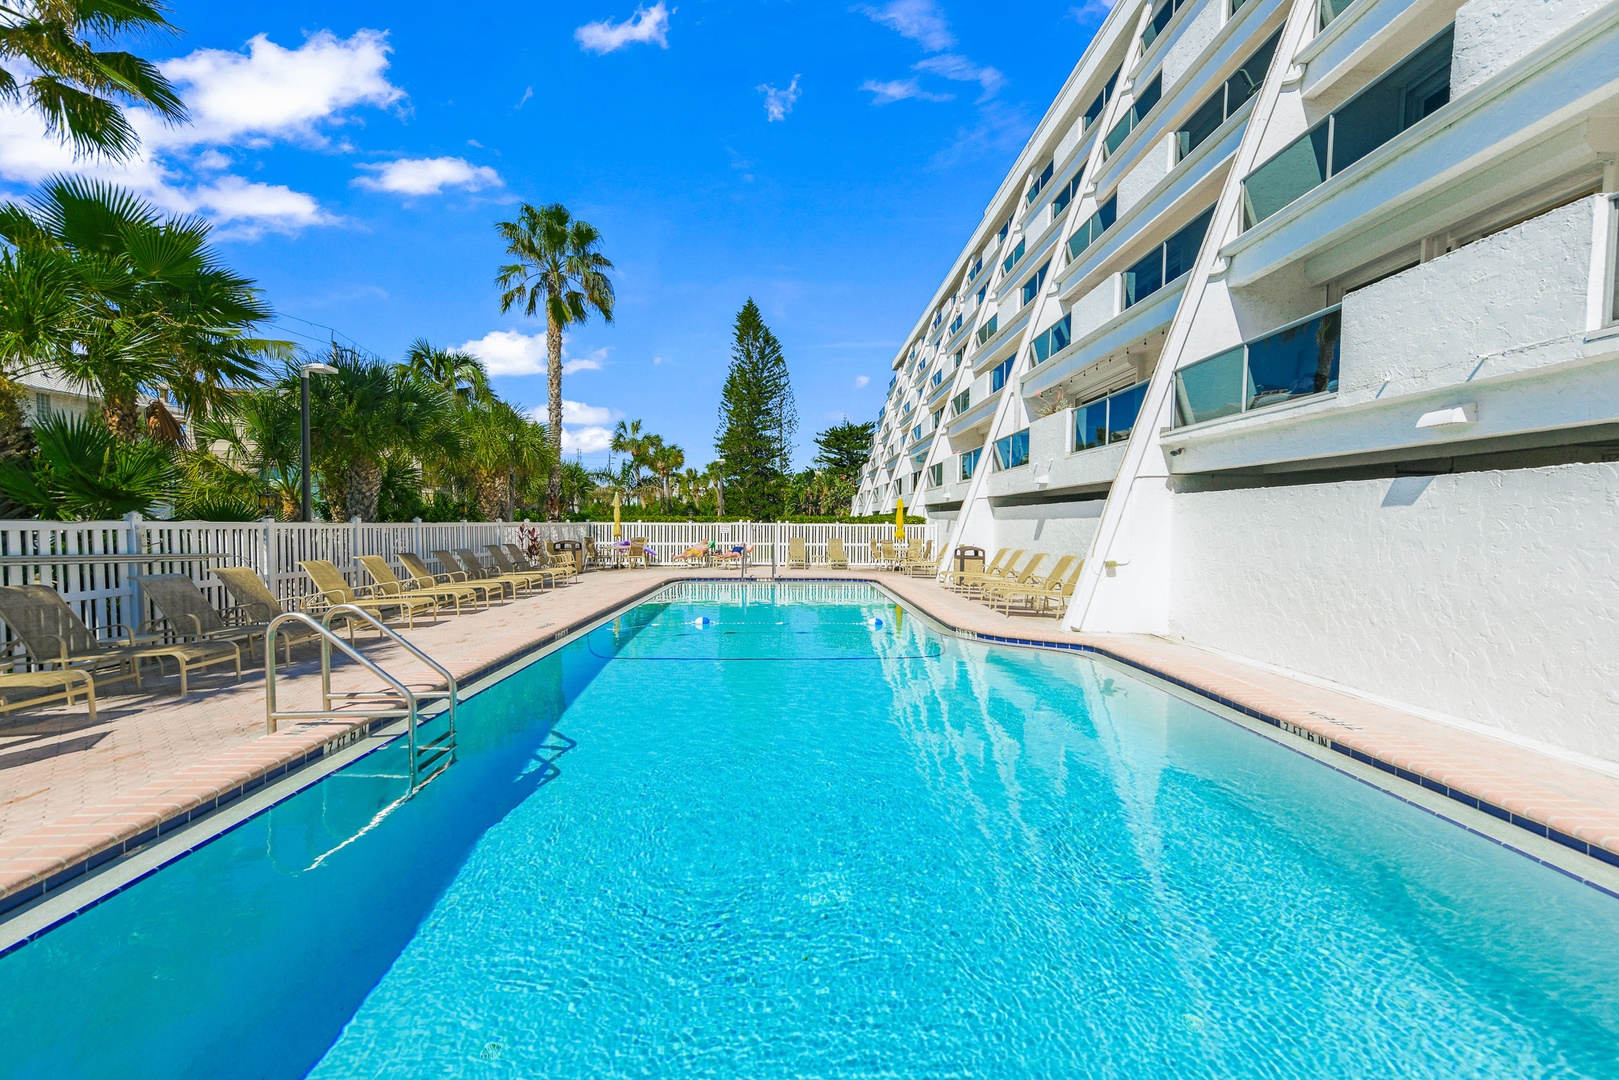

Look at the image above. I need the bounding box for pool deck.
[3,565,1619,914]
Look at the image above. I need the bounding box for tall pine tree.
[715,299,797,517]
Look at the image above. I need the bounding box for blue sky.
[0,1,1107,466]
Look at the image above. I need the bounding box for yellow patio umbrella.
[612,490,622,540]
[894,499,905,541]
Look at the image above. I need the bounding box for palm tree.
[494,202,615,520]
[0,410,177,519]
[404,338,491,408]
[611,418,647,487]
[0,178,283,439]
[648,440,684,509]
[0,0,188,160]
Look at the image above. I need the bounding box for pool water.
[2,581,1618,1078]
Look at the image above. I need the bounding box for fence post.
[123,511,143,631]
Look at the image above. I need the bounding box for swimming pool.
[2,581,1617,1078]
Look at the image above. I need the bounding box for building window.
[1001,238,1026,276]
[1177,30,1280,161]
[1026,160,1055,205]
[993,429,1030,470]
[951,388,972,416]
[1123,205,1215,308]
[1068,194,1118,263]
[975,314,999,346]
[1173,306,1342,425]
[1141,0,1194,50]
[1103,74,1162,160]
[34,392,51,419]
[968,257,982,282]
[1609,194,1619,325]
[1051,173,1084,217]
[1319,0,1361,30]
[1030,314,1072,364]
[959,446,982,480]
[1021,261,1050,306]
[1083,66,1121,132]
[1074,380,1149,451]
[1242,28,1454,228]
[927,463,944,487]
[990,356,1016,393]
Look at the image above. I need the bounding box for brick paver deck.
[4,565,1618,915]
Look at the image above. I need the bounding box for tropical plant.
[715,298,796,518]
[813,420,875,479]
[188,384,301,518]
[0,410,176,519]
[610,417,648,487]
[494,201,615,519]
[404,338,491,408]
[647,438,684,509]
[0,0,188,160]
[0,178,284,439]
[457,399,552,520]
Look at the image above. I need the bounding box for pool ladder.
[263,605,458,795]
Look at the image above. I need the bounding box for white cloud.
[0,28,405,238]
[458,329,608,377]
[859,0,955,50]
[575,3,671,54]
[652,356,664,365]
[854,375,871,388]
[861,78,953,105]
[758,75,801,122]
[561,400,615,425]
[157,30,403,148]
[525,401,619,454]
[354,156,502,196]
[563,426,615,454]
[914,54,1005,100]
[517,87,533,109]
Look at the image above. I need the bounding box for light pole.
[507,433,516,520]
[299,361,338,522]
[714,457,725,518]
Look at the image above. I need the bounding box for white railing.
[0,516,939,650]
[585,521,941,569]
[0,515,585,639]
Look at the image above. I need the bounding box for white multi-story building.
[855,0,1619,761]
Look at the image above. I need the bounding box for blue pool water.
[2,581,1618,1078]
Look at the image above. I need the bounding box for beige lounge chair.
[300,560,439,629]
[0,584,240,698]
[459,547,546,592]
[501,544,574,583]
[435,550,531,599]
[875,539,900,570]
[138,572,298,664]
[786,537,808,569]
[972,553,1048,601]
[398,552,504,608]
[943,548,1008,590]
[959,551,1038,596]
[897,540,935,576]
[950,549,1022,593]
[0,668,97,721]
[487,545,565,588]
[988,557,1084,616]
[824,536,849,569]
[357,555,480,615]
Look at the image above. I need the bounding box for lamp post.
[299,361,338,522]
[714,457,725,518]
[507,433,516,520]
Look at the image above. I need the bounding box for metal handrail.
[320,603,457,734]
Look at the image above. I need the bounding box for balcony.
[1029,314,1072,366]
[1123,205,1214,309]
[990,408,1130,497]
[1173,306,1342,426]
[1241,27,1453,228]
[1103,74,1163,160]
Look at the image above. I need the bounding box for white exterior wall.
[1337,196,1597,405]
[1163,0,1226,88]
[1168,463,1619,757]
[1118,135,1177,215]
[992,499,1106,554]
[1451,0,1609,94]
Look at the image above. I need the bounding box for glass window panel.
[960,447,981,480]
[1075,400,1109,451]
[1174,347,1245,425]
[1107,382,1148,442]
[1331,28,1453,174]
[1096,195,1118,232]
[1123,247,1164,308]
[1180,90,1226,159]
[1228,30,1281,114]
[991,357,1014,392]
[1245,309,1341,410]
[1319,0,1360,30]
[1133,74,1162,122]
[1242,124,1330,226]
[1164,205,1214,283]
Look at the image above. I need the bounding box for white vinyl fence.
[0,517,942,648]
[584,521,941,570]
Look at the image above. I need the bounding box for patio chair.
[583,536,603,568]
[875,539,900,570]
[987,557,1084,616]
[138,572,303,665]
[0,668,97,722]
[897,540,935,576]
[358,555,481,615]
[0,584,240,698]
[501,544,575,583]
[487,545,565,588]
[672,542,711,567]
[300,560,439,629]
[435,550,533,599]
[945,549,1017,592]
[969,553,1047,601]
[824,536,849,569]
[398,552,504,608]
[786,537,808,569]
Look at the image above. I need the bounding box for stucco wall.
[992,499,1105,557]
[1168,462,1619,760]
[1338,196,1595,405]
[1162,0,1224,89]
[1070,275,1120,340]
[1118,134,1175,216]
[1452,0,1608,94]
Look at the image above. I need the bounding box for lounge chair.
[357,555,480,615]
[300,560,439,629]
[672,543,710,567]
[487,545,566,588]
[785,537,808,568]
[987,557,1084,616]
[397,552,504,608]
[947,548,1020,592]
[583,536,602,569]
[897,540,936,576]
[500,544,574,583]
[970,553,1047,600]
[0,584,240,698]
[951,553,1029,595]
[434,550,532,599]
[824,536,849,569]
[0,668,97,721]
[138,572,300,664]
